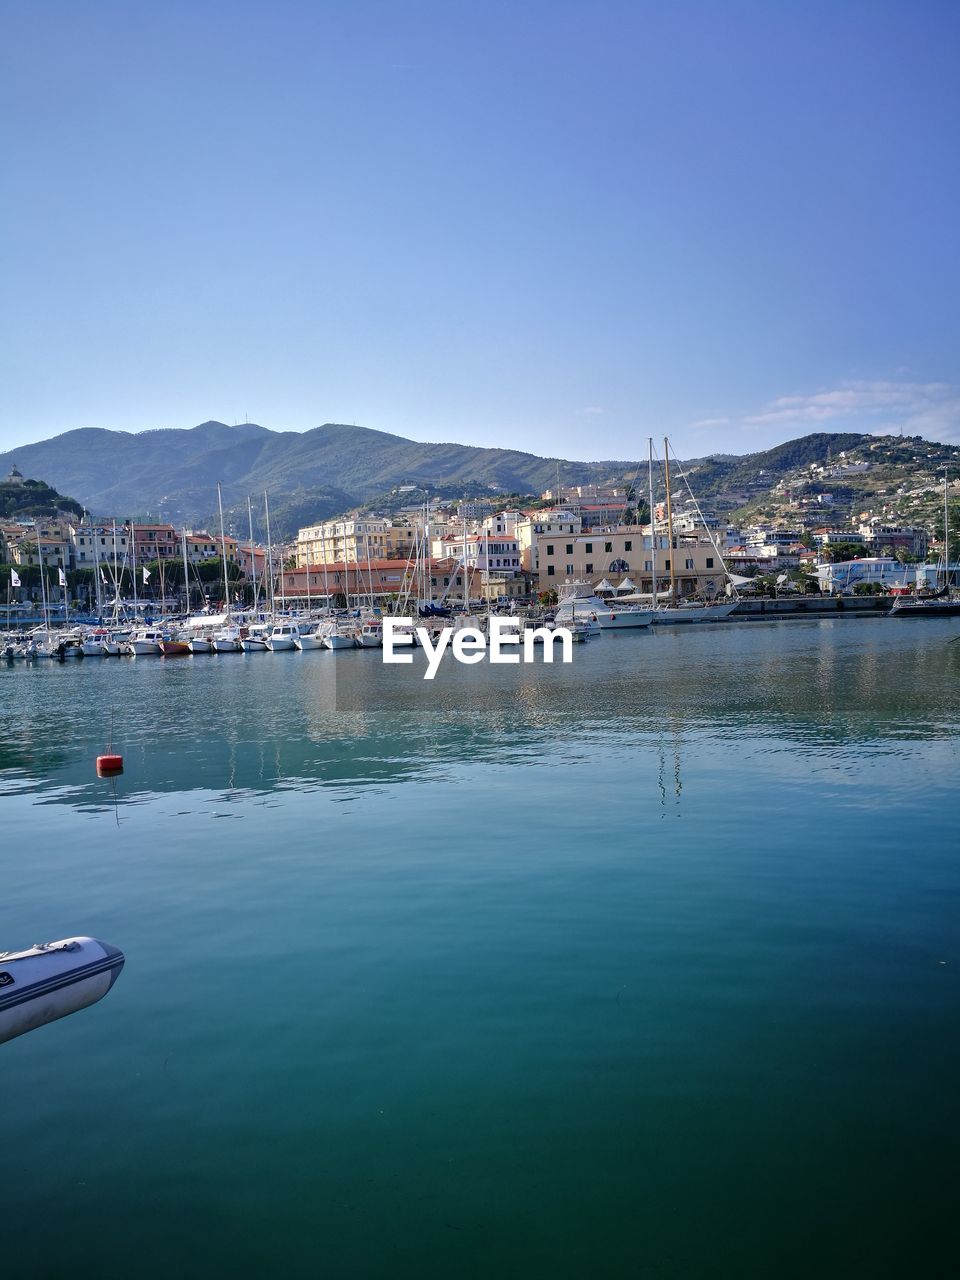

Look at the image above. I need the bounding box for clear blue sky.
[1,0,958,460]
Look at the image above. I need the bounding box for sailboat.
[890,471,959,617]
[621,438,739,624]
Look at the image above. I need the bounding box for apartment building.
[537,526,726,596]
[296,517,417,567]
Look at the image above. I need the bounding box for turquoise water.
[2,619,959,1278]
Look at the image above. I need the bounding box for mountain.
[0,422,630,536]
[2,422,957,539]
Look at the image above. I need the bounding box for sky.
[1,0,958,461]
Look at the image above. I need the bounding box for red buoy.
[96,754,124,776]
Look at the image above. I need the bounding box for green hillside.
[0,475,84,521]
[0,422,630,536]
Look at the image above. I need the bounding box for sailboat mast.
[264,492,274,614]
[35,529,50,633]
[111,520,119,618]
[181,527,190,613]
[305,537,312,615]
[131,523,138,614]
[247,496,258,613]
[217,482,231,616]
[945,469,951,594]
[663,437,677,603]
[91,515,102,617]
[648,438,657,603]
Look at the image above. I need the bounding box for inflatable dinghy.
[0,937,125,1045]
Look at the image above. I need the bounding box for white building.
[815,557,911,594]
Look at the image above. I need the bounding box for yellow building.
[296,517,416,566]
[537,526,727,596]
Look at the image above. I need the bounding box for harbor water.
[2,617,959,1277]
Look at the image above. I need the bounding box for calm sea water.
[2,618,959,1278]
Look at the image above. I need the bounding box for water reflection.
[1,619,958,810]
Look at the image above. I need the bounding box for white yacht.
[122,628,166,656]
[240,623,271,652]
[556,584,653,629]
[212,624,243,652]
[265,622,300,651]
[293,622,328,650]
[323,621,355,650]
[355,620,383,648]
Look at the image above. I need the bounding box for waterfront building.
[815,557,910,594]
[296,517,417,567]
[280,556,484,606]
[430,533,522,575]
[537,526,726,596]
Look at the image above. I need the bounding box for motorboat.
[265,622,300,651]
[293,622,328,650]
[212,624,243,652]
[121,628,166,656]
[240,623,271,651]
[0,936,125,1045]
[159,635,191,656]
[355,620,383,648]
[323,621,355,650]
[81,631,109,656]
[556,585,654,629]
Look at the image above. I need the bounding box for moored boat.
[122,628,166,656]
[159,636,191,656]
[266,622,300,650]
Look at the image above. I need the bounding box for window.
[585,542,593,554]
[585,564,593,574]
[547,565,555,576]
[624,540,632,551]
[604,542,612,553]
[665,559,671,570]
[565,544,573,555]
[706,558,714,569]
[644,560,652,571]
[566,564,574,575]
[685,558,694,570]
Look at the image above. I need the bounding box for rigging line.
[664,437,738,600]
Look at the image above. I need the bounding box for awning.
[616,577,636,592]
[594,578,615,593]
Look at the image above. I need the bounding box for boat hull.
[324,634,354,650]
[294,634,326,650]
[0,937,125,1045]
[159,640,191,656]
[890,601,960,617]
[651,601,739,625]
